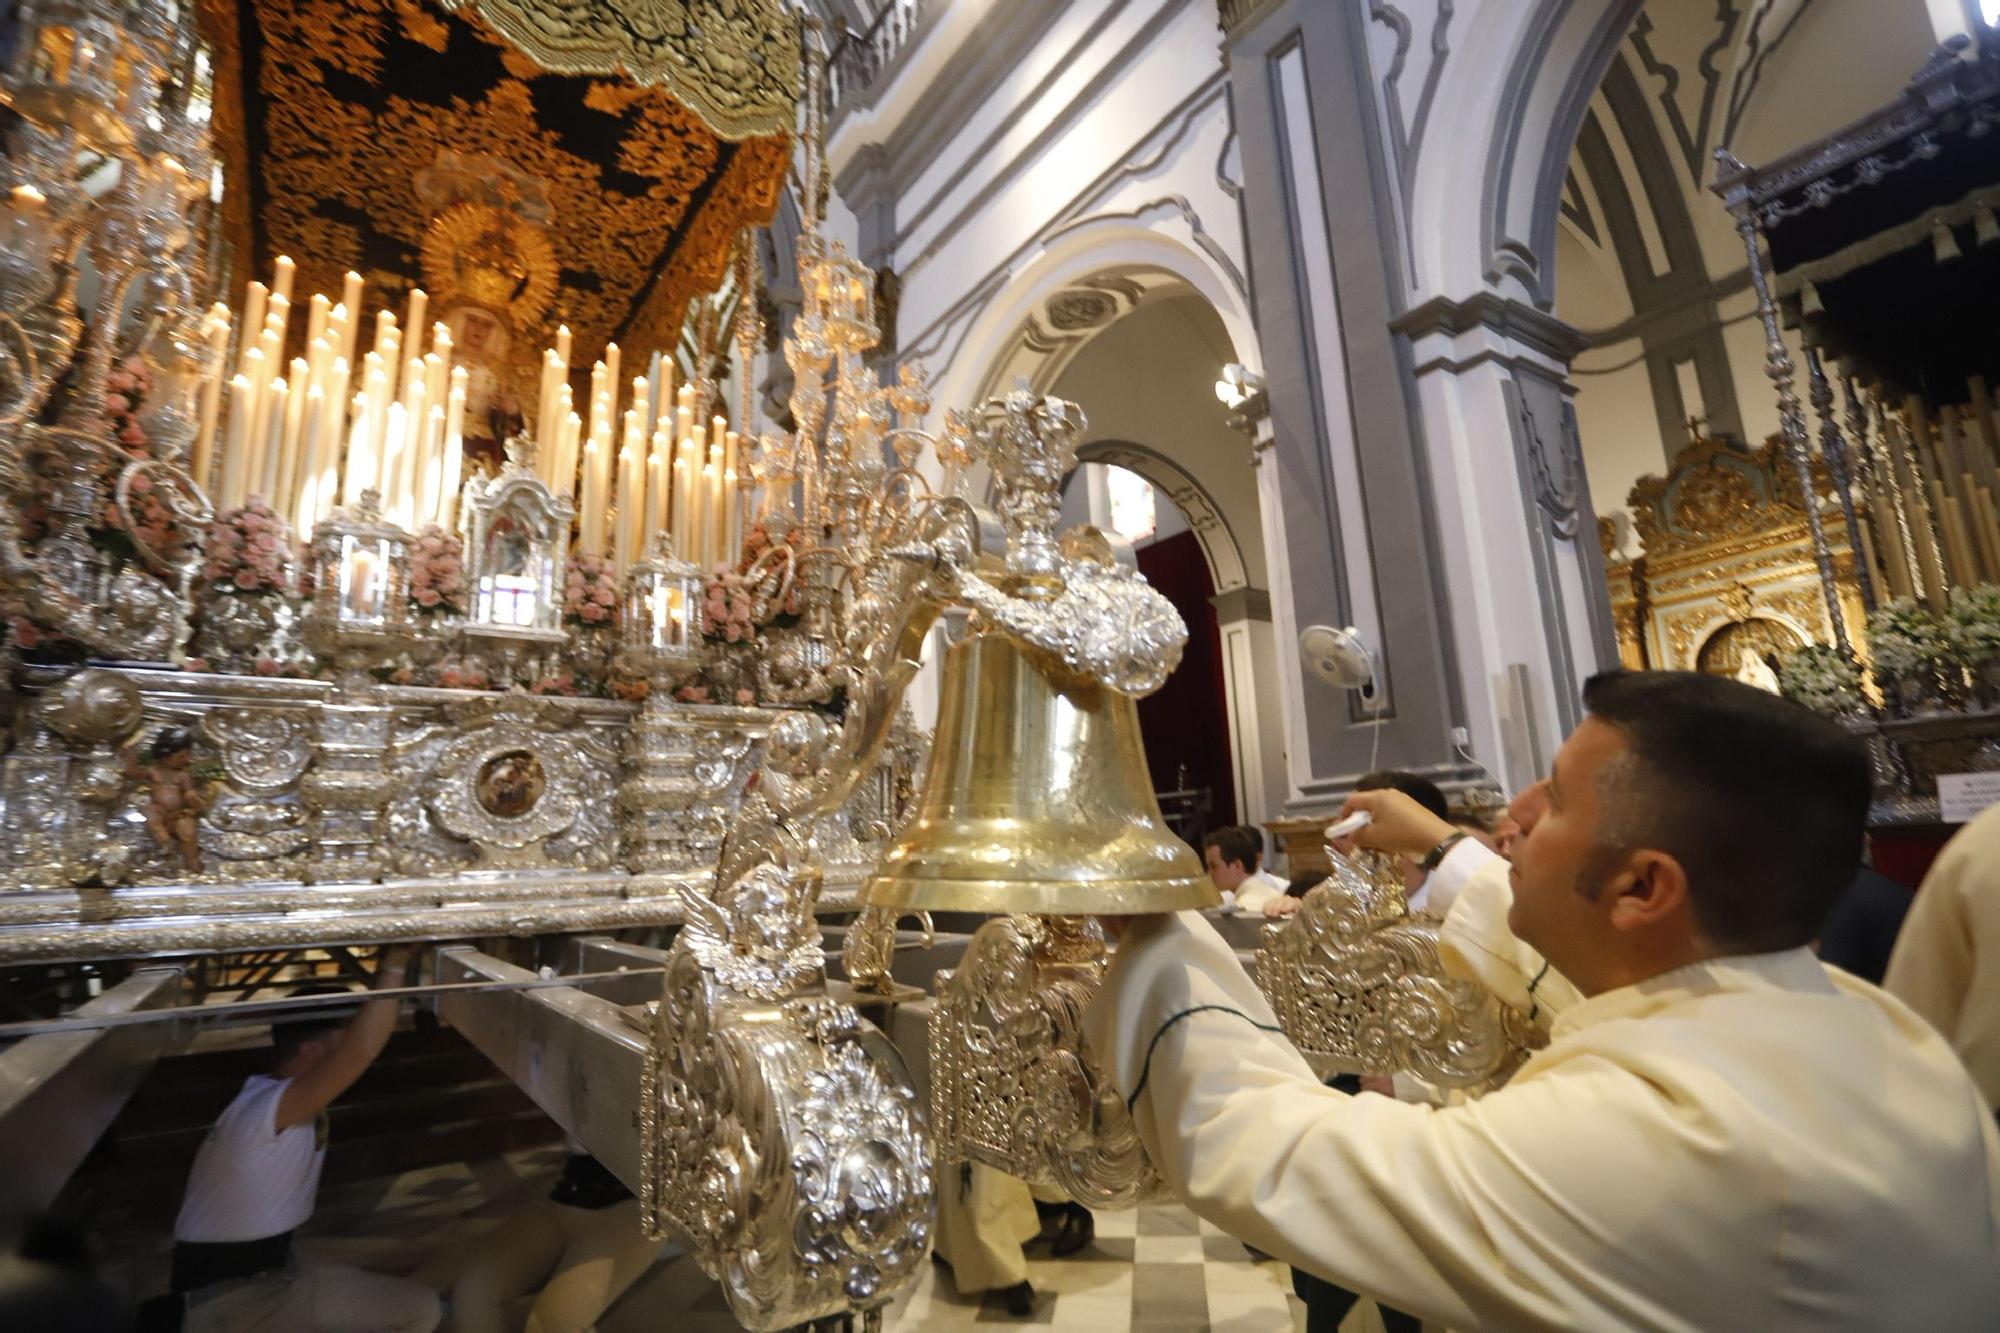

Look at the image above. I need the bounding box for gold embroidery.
[434,0,799,142]
[197,0,789,366]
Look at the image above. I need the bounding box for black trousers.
[1292,1267,1423,1333]
[1292,1073,1423,1332]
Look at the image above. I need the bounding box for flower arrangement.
[201,497,290,594]
[1945,585,2000,666]
[104,356,155,458]
[1778,644,1865,716]
[700,570,763,644]
[408,526,468,620]
[529,666,580,696]
[700,523,805,645]
[1864,597,1955,710]
[564,552,619,628]
[434,658,492,691]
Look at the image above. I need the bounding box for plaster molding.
[1393,291,1589,373]
[1210,585,1273,623]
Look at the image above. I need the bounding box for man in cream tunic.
[1085,672,2000,1331]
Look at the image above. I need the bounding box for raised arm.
[1083,912,1674,1329]
[276,944,412,1131]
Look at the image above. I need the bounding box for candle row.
[193,258,757,569]
[1863,379,2000,602]
[569,349,748,575]
[196,259,465,538]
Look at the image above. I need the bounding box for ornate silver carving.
[641,860,935,1331]
[1254,854,1543,1094]
[930,915,1159,1207]
[382,694,621,873]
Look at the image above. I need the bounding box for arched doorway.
[1060,458,1238,843]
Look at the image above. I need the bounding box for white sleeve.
[1081,912,1669,1329]
[1433,843,1582,1024]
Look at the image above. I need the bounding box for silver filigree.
[1254,854,1543,1093]
[931,915,1160,1207]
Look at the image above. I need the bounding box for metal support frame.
[0,967,184,1211]
[433,946,649,1193]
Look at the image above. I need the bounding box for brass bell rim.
[859,874,1219,917]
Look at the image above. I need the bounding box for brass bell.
[862,631,1217,916]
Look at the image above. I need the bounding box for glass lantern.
[616,532,707,694]
[300,489,423,686]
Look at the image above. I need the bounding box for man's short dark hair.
[1202,824,1263,872]
[270,984,356,1063]
[1581,670,1872,954]
[1354,769,1451,822]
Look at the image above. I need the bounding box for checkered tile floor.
[100,1148,1403,1332]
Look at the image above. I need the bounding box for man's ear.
[1606,850,1689,931]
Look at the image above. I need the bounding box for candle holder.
[614,531,708,695]
[614,531,719,875]
[300,490,428,688]
[797,234,877,354]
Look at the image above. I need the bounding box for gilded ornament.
[434,0,799,141]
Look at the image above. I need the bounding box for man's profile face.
[1203,844,1248,892]
[1505,716,1628,965]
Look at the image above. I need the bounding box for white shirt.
[1231,868,1288,914]
[1085,845,2000,1331]
[175,1075,326,1243]
[1886,804,2000,1110]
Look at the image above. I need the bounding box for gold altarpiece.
[1605,436,1869,679]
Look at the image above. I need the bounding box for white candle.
[237,282,268,372]
[403,288,427,359]
[560,410,581,502]
[343,392,375,506]
[337,271,363,367]
[275,354,309,510]
[271,254,296,306]
[580,436,606,556]
[419,404,446,529]
[441,367,467,531]
[293,385,326,533]
[380,402,407,522]
[648,430,671,549]
[726,462,741,565]
[221,373,253,509]
[702,460,722,569]
[313,382,343,526]
[347,546,381,619]
[305,292,331,351]
[536,350,560,465]
[257,378,287,504]
[191,305,230,493]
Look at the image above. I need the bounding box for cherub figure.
[123,726,208,872]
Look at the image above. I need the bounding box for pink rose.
[107,372,136,394]
[129,471,153,494]
[185,656,211,672]
[415,587,441,607]
[254,657,280,676]
[232,569,258,589]
[734,688,755,705]
[104,393,132,415]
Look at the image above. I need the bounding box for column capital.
[1392,291,1588,378]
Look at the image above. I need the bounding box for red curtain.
[1135,531,1237,827]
